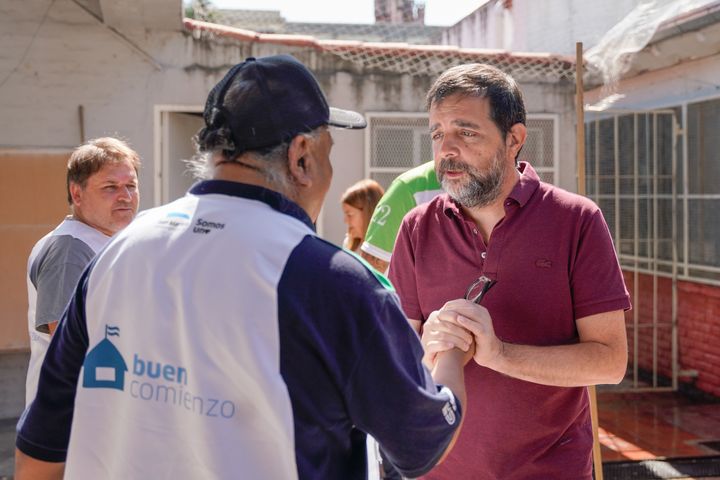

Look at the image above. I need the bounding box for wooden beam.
[576,41,604,480]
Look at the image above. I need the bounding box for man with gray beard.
[388,63,630,479]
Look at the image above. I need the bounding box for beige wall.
[0,152,70,350]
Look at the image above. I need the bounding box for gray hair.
[186,128,324,196]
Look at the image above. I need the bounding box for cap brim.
[328,107,367,129]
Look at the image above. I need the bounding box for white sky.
[209,0,486,26]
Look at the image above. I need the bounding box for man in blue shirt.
[16,55,470,480]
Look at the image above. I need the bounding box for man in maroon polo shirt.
[388,63,630,479]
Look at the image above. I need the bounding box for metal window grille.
[585,110,681,391]
[519,115,558,184]
[365,113,558,191]
[687,98,720,281]
[586,107,720,286]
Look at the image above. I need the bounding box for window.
[585,105,720,284]
[518,116,558,184]
[687,99,720,277]
[365,114,431,190]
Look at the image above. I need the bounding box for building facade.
[0,0,576,418]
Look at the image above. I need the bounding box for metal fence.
[585,110,680,391]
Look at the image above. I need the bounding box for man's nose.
[116,186,133,201]
[437,135,459,159]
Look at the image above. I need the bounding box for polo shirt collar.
[442,161,540,217]
[508,161,540,207]
[189,180,315,231]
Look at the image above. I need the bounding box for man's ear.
[506,123,527,160]
[69,182,83,206]
[287,134,313,187]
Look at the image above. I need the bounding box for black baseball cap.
[200,55,366,155]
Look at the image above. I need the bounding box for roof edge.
[183,18,576,66]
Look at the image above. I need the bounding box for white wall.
[521,83,578,192]
[164,112,203,203]
[442,0,643,55]
[513,0,642,55]
[586,52,720,111]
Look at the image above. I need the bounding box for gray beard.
[438,153,506,209]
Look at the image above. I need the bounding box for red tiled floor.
[597,390,720,462]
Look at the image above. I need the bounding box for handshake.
[421,299,504,371]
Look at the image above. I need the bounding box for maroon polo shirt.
[389,162,630,480]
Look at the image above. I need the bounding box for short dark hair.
[426,63,526,138]
[66,137,140,204]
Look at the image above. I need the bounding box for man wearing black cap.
[15,55,470,479]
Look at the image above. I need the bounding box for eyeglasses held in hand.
[464,276,497,304]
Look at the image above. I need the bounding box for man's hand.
[420,300,475,367]
[444,299,504,370]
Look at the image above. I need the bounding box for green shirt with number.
[361,161,442,262]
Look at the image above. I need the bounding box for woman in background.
[341,179,384,253]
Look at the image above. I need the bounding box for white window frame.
[153,104,203,207]
[523,113,560,184]
[363,112,430,182]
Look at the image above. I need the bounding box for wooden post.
[576,42,604,480]
[78,105,86,144]
[576,43,586,198]
[589,385,603,479]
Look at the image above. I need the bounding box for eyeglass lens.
[465,276,496,304]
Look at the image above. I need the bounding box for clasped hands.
[421,299,503,369]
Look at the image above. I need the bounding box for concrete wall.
[441,4,505,50]
[442,0,642,54]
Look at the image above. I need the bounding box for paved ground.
[1,411,718,480]
[0,418,16,479]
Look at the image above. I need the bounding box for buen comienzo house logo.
[80,325,237,419]
[82,325,128,390]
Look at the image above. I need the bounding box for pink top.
[389,162,630,479]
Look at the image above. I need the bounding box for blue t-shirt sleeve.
[344,294,460,477]
[17,265,91,462]
[278,236,460,478]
